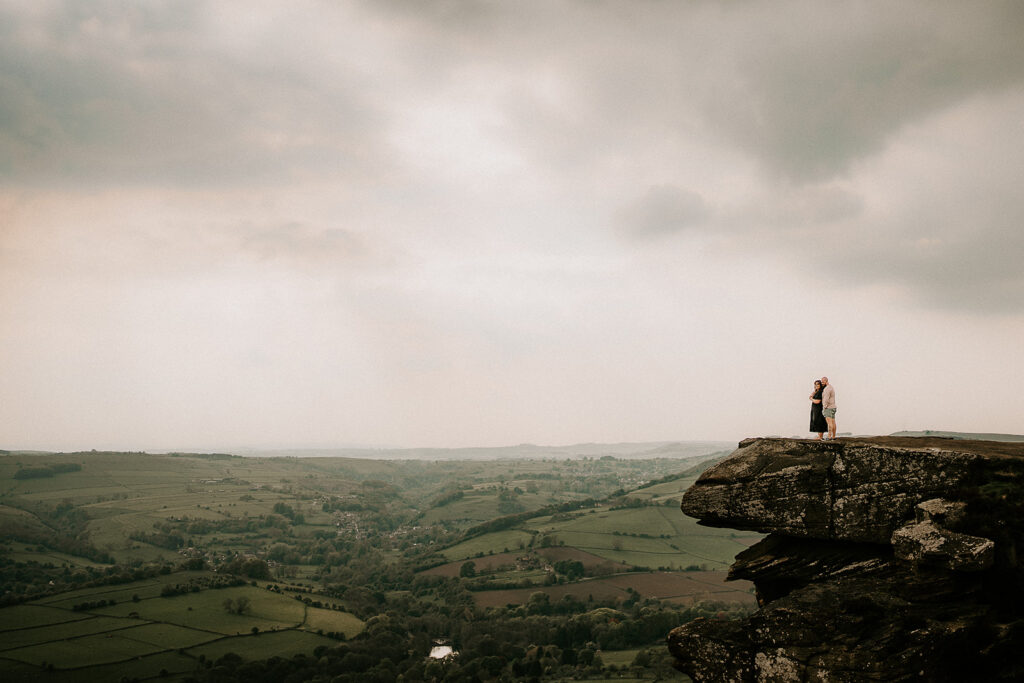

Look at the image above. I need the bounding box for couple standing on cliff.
[809,377,837,440]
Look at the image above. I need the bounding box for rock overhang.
[680,437,989,544]
[668,435,1024,682]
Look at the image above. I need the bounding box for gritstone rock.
[668,436,1024,682]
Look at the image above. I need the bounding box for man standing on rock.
[821,376,837,440]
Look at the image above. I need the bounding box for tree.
[222,596,251,615]
[554,560,584,581]
[527,591,551,615]
[460,561,476,578]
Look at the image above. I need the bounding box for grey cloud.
[239,223,370,267]
[738,184,865,229]
[5,0,1023,315]
[6,1,1023,190]
[615,185,709,239]
[0,2,387,186]
[364,1,1024,183]
[618,182,863,242]
[707,2,1024,181]
[832,188,1024,313]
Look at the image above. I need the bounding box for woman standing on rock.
[809,380,827,439]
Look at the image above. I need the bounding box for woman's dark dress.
[810,388,828,433]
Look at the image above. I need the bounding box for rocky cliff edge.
[668,436,1024,682]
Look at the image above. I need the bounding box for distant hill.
[889,430,1024,442]
[242,440,735,460]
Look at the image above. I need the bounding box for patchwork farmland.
[1,442,746,680]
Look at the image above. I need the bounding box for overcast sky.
[2,0,1023,452]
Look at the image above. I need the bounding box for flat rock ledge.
[668,436,1024,682]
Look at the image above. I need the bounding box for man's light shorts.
[823,408,836,418]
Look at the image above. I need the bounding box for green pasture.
[0,577,360,679]
[441,529,536,560]
[185,628,339,662]
[2,630,165,668]
[43,651,197,683]
[0,616,131,650]
[438,503,758,569]
[0,604,91,631]
[1,548,110,569]
[301,605,364,636]
[35,579,167,608]
[523,505,759,569]
[95,585,306,634]
[419,491,506,525]
[533,506,685,536]
[0,504,51,530]
[118,621,221,649]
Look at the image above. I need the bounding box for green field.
[20,651,197,683]
[3,631,165,668]
[302,605,365,636]
[95,585,307,634]
[120,621,221,648]
[0,605,91,631]
[0,574,363,680]
[441,529,538,560]
[0,616,130,650]
[445,504,758,571]
[2,548,110,569]
[471,570,755,609]
[185,628,339,662]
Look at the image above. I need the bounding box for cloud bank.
[1,1,1022,449]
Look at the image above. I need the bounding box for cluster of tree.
[13,463,82,479]
[72,597,116,611]
[218,557,271,580]
[552,559,585,580]
[429,488,466,508]
[611,529,672,538]
[271,502,305,524]
[0,503,112,589]
[496,488,525,515]
[168,516,263,536]
[608,495,658,510]
[161,575,247,597]
[222,596,251,615]
[129,529,186,550]
[0,559,180,607]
